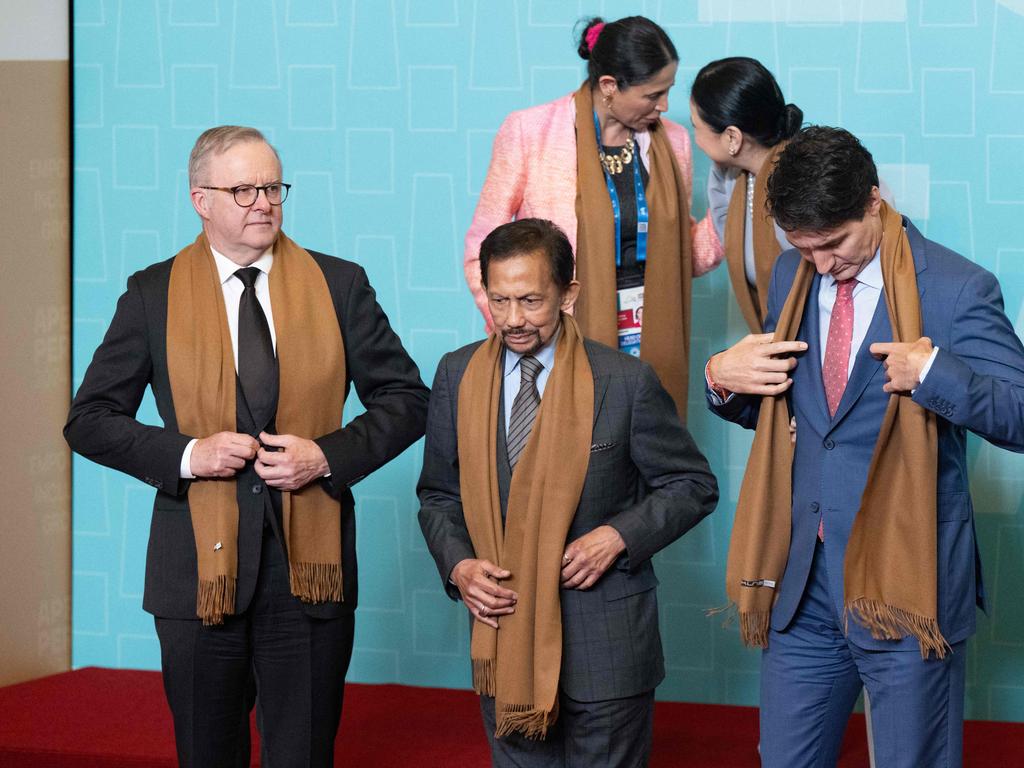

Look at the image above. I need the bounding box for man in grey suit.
[417,218,718,767]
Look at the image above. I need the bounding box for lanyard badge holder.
[593,111,648,357]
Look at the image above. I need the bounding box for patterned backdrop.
[72,0,1024,720]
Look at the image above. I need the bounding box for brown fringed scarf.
[572,83,692,421]
[723,142,787,333]
[166,231,347,625]
[726,201,946,659]
[457,315,593,739]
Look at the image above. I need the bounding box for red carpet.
[0,668,1020,766]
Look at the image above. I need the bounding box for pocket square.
[589,441,616,453]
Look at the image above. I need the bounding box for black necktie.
[506,356,542,469]
[234,267,278,433]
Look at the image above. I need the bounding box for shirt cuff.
[705,359,733,404]
[180,438,198,479]
[917,348,937,385]
[912,345,941,394]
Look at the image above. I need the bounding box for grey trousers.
[480,689,655,768]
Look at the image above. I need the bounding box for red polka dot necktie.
[823,279,857,417]
[819,278,856,541]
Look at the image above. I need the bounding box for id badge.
[616,285,643,358]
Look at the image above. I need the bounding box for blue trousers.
[760,541,965,768]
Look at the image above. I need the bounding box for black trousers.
[155,529,355,768]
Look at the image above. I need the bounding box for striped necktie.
[506,355,542,469]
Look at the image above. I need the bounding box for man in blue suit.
[705,126,1024,768]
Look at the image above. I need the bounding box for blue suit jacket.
[709,218,1024,650]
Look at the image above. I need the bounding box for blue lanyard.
[592,111,648,267]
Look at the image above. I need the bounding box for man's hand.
[560,525,626,590]
[708,333,808,396]
[190,432,259,478]
[254,431,330,491]
[450,558,517,629]
[870,337,934,394]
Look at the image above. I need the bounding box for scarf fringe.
[739,609,771,649]
[846,599,951,659]
[495,702,554,741]
[472,657,496,697]
[197,575,236,626]
[290,561,342,604]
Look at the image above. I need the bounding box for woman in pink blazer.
[464,16,722,416]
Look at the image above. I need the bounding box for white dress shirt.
[179,246,275,478]
[818,249,883,376]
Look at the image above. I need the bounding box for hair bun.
[577,17,605,60]
[781,103,803,139]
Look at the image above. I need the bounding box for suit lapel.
[592,370,609,428]
[793,272,831,431]
[496,373,512,521]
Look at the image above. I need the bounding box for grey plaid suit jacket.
[417,337,718,702]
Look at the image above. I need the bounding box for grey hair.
[187,125,281,187]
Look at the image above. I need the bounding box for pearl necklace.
[746,173,756,212]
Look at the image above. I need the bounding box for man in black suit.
[65,126,429,767]
[417,218,718,768]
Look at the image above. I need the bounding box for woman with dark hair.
[690,56,803,332]
[464,16,723,418]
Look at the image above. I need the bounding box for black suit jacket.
[417,338,718,702]
[65,246,429,620]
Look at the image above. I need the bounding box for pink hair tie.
[585,22,605,51]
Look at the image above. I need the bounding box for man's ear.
[190,187,211,221]
[865,185,883,215]
[560,280,582,312]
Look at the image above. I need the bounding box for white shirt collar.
[210,245,275,285]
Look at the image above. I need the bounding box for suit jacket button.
[823,438,835,450]
[810,502,820,513]
[252,483,263,495]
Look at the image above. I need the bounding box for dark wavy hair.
[479,219,575,291]
[691,57,802,147]
[767,126,880,232]
[576,16,678,89]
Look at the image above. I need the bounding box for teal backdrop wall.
[72,0,1024,721]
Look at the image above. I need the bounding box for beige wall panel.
[0,59,71,686]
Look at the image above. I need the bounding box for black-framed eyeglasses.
[199,183,291,207]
